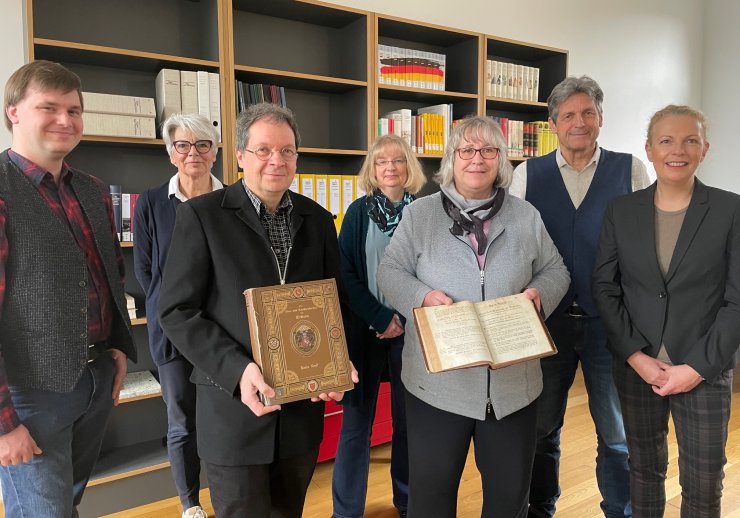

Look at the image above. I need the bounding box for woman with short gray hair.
[134,112,223,518]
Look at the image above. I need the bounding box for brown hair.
[357,134,426,195]
[647,104,708,143]
[4,60,83,131]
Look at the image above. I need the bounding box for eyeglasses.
[173,140,213,155]
[245,147,299,161]
[375,159,407,168]
[456,147,499,160]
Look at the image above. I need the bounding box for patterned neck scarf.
[366,189,415,237]
[440,183,505,255]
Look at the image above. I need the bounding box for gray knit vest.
[0,154,135,392]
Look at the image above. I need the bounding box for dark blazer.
[158,181,343,466]
[133,181,181,366]
[593,179,740,381]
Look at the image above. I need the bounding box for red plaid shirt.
[0,150,124,434]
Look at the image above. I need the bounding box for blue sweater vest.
[526,149,632,316]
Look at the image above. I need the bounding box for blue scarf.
[366,190,415,237]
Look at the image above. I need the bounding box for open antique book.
[244,278,354,405]
[413,292,557,373]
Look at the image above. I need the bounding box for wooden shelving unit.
[483,35,568,160]
[23,1,568,514]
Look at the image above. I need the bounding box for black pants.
[205,446,319,518]
[404,389,537,518]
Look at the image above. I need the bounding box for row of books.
[236,81,287,113]
[377,105,452,155]
[155,69,222,140]
[236,173,367,233]
[292,174,366,232]
[377,44,446,91]
[109,186,139,243]
[82,92,157,139]
[492,118,559,158]
[485,60,540,102]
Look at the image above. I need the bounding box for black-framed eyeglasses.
[245,147,299,161]
[375,158,407,168]
[173,140,213,155]
[456,147,499,160]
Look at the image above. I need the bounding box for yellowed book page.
[415,301,492,372]
[475,293,554,367]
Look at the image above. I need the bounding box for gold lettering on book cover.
[244,279,354,404]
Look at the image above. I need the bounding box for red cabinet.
[317,382,393,462]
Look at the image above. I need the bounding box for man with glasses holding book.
[159,102,357,518]
[509,75,650,518]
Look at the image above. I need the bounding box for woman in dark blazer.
[331,134,425,518]
[593,105,740,517]
[133,112,222,518]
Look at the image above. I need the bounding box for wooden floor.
[4,369,740,517]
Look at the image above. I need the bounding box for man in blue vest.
[0,60,136,517]
[509,75,650,518]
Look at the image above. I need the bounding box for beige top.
[655,205,688,364]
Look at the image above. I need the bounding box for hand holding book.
[413,291,556,373]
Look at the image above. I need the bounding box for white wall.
[701,0,740,193]
[0,0,27,150]
[336,0,705,180]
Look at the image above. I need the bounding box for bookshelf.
[229,0,372,180]
[483,35,568,161]
[23,0,567,514]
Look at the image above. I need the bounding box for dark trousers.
[404,389,537,518]
[332,334,408,518]
[0,353,116,518]
[205,447,319,518]
[529,313,630,518]
[614,360,732,518]
[158,355,201,510]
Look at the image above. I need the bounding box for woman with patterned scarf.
[377,117,569,518]
[331,134,426,518]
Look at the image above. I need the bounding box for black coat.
[593,179,740,381]
[158,181,343,465]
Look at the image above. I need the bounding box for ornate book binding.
[244,279,354,405]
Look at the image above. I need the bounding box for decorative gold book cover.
[243,279,354,405]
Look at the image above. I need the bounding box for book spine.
[130,193,139,242]
[155,68,181,126]
[109,185,122,241]
[82,113,156,139]
[208,72,222,142]
[196,71,210,120]
[121,193,131,242]
[180,70,199,114]
[82,92,156,117]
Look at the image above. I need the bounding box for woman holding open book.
[377,116,569,518]
[592,105,740,517]
[331,134,426,518]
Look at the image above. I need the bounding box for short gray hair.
[235,102,300,151]
[548,75,604,122]
[162,112,219,158]
[435,116,513,189]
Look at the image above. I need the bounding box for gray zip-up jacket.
[377,191,569,420]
